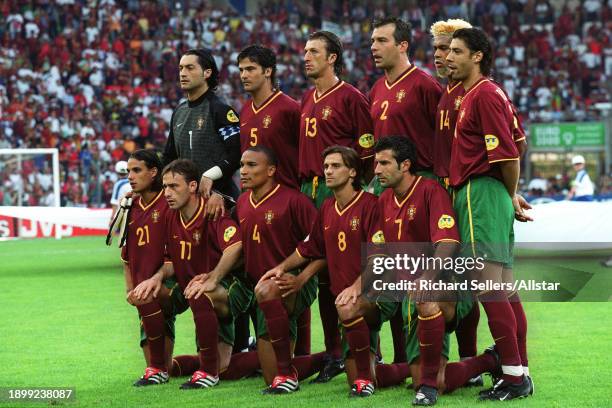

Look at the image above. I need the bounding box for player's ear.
[327,52,337,66]
[202,68,212,79]
[401,159,411,173]
[267,164,276,177]
[471,51,483,65]
[348,167,357,179]
[189,180,198,193]
[264,67,272,79]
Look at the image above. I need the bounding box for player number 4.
[252,224,261,243]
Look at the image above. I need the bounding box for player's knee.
[416,301,440,318]
[336,302,359,322]
[255,279,280,302]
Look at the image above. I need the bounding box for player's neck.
[333,184,358,209]
[251,180,277,202]
[385,58,411,84]
[251,84,276,108]
[140,189,159,205]
[179,195,200,221]
[186,83,209,102]
[393,174,417,200]
[462,71,483,92]
[314,74,340,97]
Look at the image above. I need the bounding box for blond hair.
[430,19,472,37]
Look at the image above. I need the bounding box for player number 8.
[337,231,346,252]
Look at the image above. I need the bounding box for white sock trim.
[523,366,529,376]
[501,365,524,377]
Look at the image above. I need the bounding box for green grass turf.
[1,236,611,407]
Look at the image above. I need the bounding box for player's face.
[371,24,406,70]
[304,39,334,79]
[178,54,211,91]
[238,58,271,93]
[324,153,356,190]
[162,172,197,210]
[127,158,156,194]
[240,150,276,190]
[433,35,452,78]
[446,38,480,82]
[374,149,407,188]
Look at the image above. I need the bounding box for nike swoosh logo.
[240,218,246,223]
[356,346,369,352]
[324,225,330,230]
[176,122,183,128]
[241,123,247,126]
[493,336,505,342]
[373,100,379,105]
[173,235,178,239]
[419,342,432,347]
[385,217,391,222]
[500,392,510,401]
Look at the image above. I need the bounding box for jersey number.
[439,109,450,130]
[337,231,346,252]
[180,240,192,260]
[136,226,149,246]
[304,117,317,138]
[252,224,261,243]
[394,219,403,240]
[379,100,389,121]
[250,128,258,146]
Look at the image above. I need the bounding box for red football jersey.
[299,81,375,179]
[240,91,300,189]
[434,81,464,178]
[165,197,241,289]
[370,66,442,171]
[297,191,385,296]
[236,184,317,283]
[378,176,460,244]
[121,191,170,285]
[449,78,519,187]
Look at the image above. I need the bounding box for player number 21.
[136,225,149,246]
[180,240,192,260]
[304,117,317,137]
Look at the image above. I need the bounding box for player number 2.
[180,240,192,260]
[394,219,402,240]
[250,128,258,146]
[136,225,149,246]
[337,231,346,252]
[252,224,261,243]
[380,100,389,121]
[304,117,317,137]
[439,109,450,130]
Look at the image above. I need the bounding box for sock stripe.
[173,358,182,376]
[418,311,443,321]
[343,316,365,328]
[143,310,162,318]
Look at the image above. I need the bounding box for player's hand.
[199,175,214,199]
[131,276,163,301]
[259,265,285,282]
[205,193,225,220]
[335,282,361,305]
[513,194,533,222]
[184,273,210,299]
[275,273,304,298]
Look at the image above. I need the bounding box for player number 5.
[250,128,258,146]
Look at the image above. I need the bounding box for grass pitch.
[1,237,611,407]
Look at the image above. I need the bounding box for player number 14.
[439,109,450,130]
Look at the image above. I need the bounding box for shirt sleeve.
[211,99,242,177]
[427,183,460,244]
[291,193,318,240]
[349,90,376,160]
[163,110,178,166]
[296,206,326,259]
[478,90,519,164]
[362,197,386,256]
[213,214,242,252]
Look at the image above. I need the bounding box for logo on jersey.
[152,210,160,223]
[193,230,201,245]
[322,106,333,120]
[407,205,417,220]
[227,109,239,123]
[223,226,237,242]
[265,210,274,224]
[350,216,360,231]
[197,117,205,130]
[262,115,272,129]
[485,134,499,151]
[396,89,406,103]
[454,96,463,111]
[359,133,375,148]
[371,230,385,244]
[437,214,455,229]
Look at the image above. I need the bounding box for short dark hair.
[309,31,344,75]
[373,17,412,47]
[183,48,219,90]
[237,45,277,86]
[130,149,163,191]
[374,136,418,174]
[452,28,493,76]
[162,159,200,185]
[244,145,278,167]
[322,145,361,190]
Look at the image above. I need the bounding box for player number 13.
[304,117,317,138]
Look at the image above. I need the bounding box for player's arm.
[131,261,174,301]
[260,249,313,282]
[275,258,327,298]
[207,242,243,286]
[123,262,133,294]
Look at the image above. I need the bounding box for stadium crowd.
[0,0,610,207]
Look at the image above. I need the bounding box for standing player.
[121,149,185,386]
[161,159,258,389]
[300,31,375,380]
[267,146,407,397]
[236,146,325,394]
[446,28,531,400]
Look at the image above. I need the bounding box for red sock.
[375,363,410,387]
[294,308,311,356]
[343,317,372,381]
[481,297,521,383]
[220,351,260,380]
[137,302,166,371]
[455,302,479,358]
[259,299,292,376]
[390,308,407,363]
[189,296,219,376]
[508,292,528,368]
[444,353,497,392]
[293,352,326,380]
[171,355,199,377]
[319,283,342,359]
[417,311,445,388]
